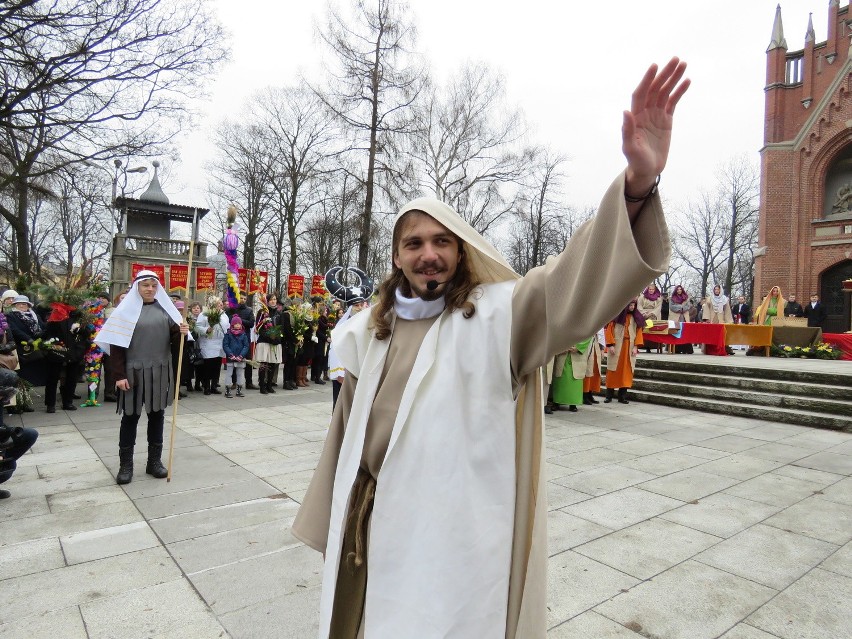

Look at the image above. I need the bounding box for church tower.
[758,1,852,331]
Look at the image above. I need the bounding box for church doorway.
[820,259,852,333]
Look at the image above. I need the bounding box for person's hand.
[179,322,189,336]
[632,347,639,356]
[608,346,615,355]
[116,379,130,391]
[623,57,690,195]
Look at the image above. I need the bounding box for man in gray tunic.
[95,271,189,484]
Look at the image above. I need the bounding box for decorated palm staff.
[223,205,240,309]
[94,271,190,485]
[324,266,375,409]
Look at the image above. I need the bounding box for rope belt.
[346,467,376,571]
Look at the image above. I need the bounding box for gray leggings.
[225,362,245,386]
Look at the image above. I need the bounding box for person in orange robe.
[604,300,645,404]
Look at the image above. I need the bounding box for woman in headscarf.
[94,271,189,485]
[754,285,786,326]
[604,299,645,404]
[638,282,663,353]
[668,284,691,323]
[637,283,663,321]
[701,284,733,324]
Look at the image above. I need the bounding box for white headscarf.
[94,270,188,354]
[394,198,519,287]
[710,286,729,314]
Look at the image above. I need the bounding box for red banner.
[149,265,166,285]
[310,274,325,296]
[287,274,305,298]
[130,263,145,280]
[195,267,216,292]
[248,270,268,295]
[131,263,165,285]
[238,268,249,293]
[169,265,188,291]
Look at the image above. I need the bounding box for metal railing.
[113,235,207,259]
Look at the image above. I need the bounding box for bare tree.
[315,0,422,270]
[411,63,529,235]
[0,0,228,279]
[252,85,337,276]
[47,164,113,279]
[718,155,760,298]
[672,191,729,300]
[502,150,568,274]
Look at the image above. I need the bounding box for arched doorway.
[820,259,852,333]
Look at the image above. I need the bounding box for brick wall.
[757,3,852,321]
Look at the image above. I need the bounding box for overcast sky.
[164,0,829,215]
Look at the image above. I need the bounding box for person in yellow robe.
[605,300,645,404]
[754,285,786,326]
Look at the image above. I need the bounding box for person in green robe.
[551,338,592,412]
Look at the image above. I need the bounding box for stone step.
[635,356,852,387]
[625,388,852,432]
[631,378,852,417]
[634,367,849,402]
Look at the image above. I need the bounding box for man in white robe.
[293,58,690,639]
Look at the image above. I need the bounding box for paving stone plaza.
[0,355,850,639]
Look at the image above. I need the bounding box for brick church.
[759,0,852,332]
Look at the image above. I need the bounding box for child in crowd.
[222,316,249,398]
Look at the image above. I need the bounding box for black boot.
[604,388,614,403]
[583,392,593,405]
[116,446,134,484]
[617,388,630,404]
[589,392,600,404]
[146,444,168,478]
[259,366,268,394]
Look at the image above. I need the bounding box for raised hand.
[623,57,690,195]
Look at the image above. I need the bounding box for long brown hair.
[371,210,480,341]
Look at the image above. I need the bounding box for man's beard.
[418,288,444,302]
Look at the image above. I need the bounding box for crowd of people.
[0,276,369,494]
[540,280,832,413]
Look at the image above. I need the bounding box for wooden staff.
[167,208,198,481]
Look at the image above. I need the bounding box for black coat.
[6,309,44,344]
[45,313,89,364]
[784,301,804,317]
[732,302,751,324]
[803,302,828,328]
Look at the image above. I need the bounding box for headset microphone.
[426,279,445,292]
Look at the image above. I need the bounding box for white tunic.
[322,281,517,639]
